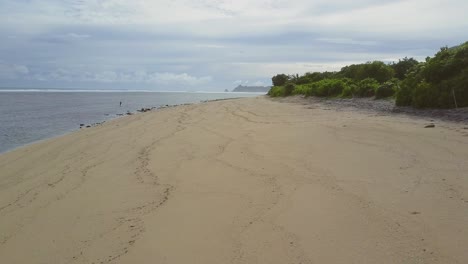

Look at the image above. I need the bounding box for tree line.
[268,41,468,108]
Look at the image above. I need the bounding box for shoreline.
[0,96,251,156]
[2,94,465,156]
[1,96,467,263]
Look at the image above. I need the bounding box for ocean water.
[0,91,261,154]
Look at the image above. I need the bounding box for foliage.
[271,74,289,86]
[268,41,468,109]
[267,86,286,97]
[340,85,355,98]
[340,61,394,83]
[292,84,312,95]
[354,78,379,97]
[284,83,295,96]
[313,79,347,97]
[391,57,419,80]
[411,81,438,108]
[395,64,424,106]
[395,41,468,108]
[294,71,337,85]
[375,79,399,99]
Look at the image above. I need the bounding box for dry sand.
[1,96,467,264]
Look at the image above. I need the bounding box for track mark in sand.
[228,107,272,125]
[0,158,106,247]
[66,143,176,264]
[135,145,158,185]
[47,164,71,187]
[96,111,197,263]
[210,144,313,264]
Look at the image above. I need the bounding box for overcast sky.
[0,0,467,91]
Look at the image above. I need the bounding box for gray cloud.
[0,62,30,79]
[0,0,467,90]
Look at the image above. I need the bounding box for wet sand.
[1,96,467,263]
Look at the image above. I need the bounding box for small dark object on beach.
[137,108,151,113]
[86,125,91,128]
[80,124,84,127]
[425,124,435,128]
[410,211,421,215]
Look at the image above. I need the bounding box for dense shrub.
[448,68,468,107]
[267,86,285,97]
[412,81,440,108]
[340,61,394,83]
[340,85,355,97]
[375,79,399,99]
[284,83,295,96]
[354,78,379,97]
[395,85,412,106]
[294,72,337,85]
[395,41,468,108]
[304,79,346,97]
[269,41,468,109]
[292,84,312,95]
[271,74,289,86]
[391,57,419,80]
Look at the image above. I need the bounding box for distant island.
[231,85,271,93]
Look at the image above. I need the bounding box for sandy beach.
[1,96,467,264]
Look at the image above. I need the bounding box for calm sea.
[0,91,261,154]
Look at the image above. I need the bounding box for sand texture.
[1,97,467,263]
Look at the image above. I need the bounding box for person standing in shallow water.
[120,101,122,107]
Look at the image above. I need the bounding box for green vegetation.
[267,86,286,97]
[268,41,468,108]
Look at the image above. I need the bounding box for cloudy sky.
[0,0,467,91]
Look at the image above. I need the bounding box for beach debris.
[410,211,421,215]
[137,108,151,113]
[126,111,133,115]
[86,125,91,128]
[424,124,435,128]
[80,124,85,127]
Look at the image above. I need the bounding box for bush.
[268,41,468,108]
[412,81,440,108]
[449,68,468,107]
[354,78,379,97]
[395,66,424,106]
[395,85,413,106]
[375,80,398,99]
[395,41,468,108]
[284,83,295,96]
[272,74,289,86]
[340,85,355,97]
[292,84,312,95]
[267,86,285,97]
[311,79,347,97]
[391,57,419,80]
[340,61,394,83]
